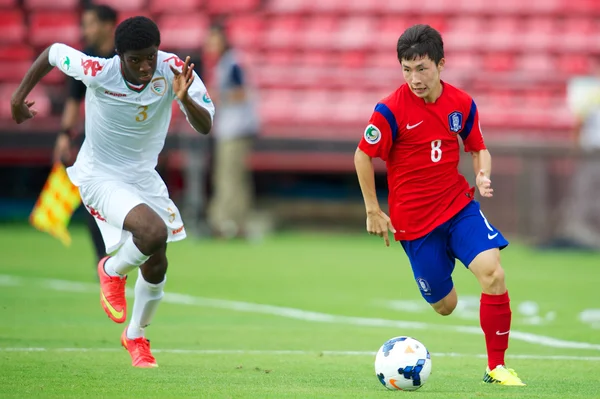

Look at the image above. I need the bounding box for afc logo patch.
[417,278,431,295]
[448,111,463,133]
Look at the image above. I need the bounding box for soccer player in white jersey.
[10,17,215,368]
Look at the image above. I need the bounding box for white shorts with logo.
[77,171,186,254]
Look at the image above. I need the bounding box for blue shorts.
[400,200,508,304]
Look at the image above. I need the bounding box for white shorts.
[78,171,186,254]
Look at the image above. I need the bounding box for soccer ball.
[374,336,432,391]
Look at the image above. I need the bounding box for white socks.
[127,268,166,339]
[104,235,150,277]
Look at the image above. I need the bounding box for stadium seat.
[0,0,18,8]
[206,0,260,13]
[0,61,30,83]
[117,10,153,25]
[265,0,306,13]
[336,17,375,50]
[0,44,34,61]
[485,17,521,51]
[23,0,78,10]
[522,17,557,51]
[263,16,304,49]
[149,0,203,15]
[443,17,485,51]
[0,45,34,83]
[93,0,148,12]
[29,12,80,48]
[371,16,411,52]
[157,13,208,50]
[0,11,26,45]
[226,15,263,50]
[0,84,51,119]
[301,16,339,50]
[556,53,592,75]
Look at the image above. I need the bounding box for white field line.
[2,274,600,351]
[1,347,600,361]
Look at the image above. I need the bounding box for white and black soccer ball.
[374,336,432,391]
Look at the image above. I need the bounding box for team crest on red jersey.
[448,111,463,134]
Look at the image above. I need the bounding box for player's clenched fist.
[366,209,396,247]
[10,99,38,124]
[476,169,494,198]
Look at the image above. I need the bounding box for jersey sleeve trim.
[459,99,477,141]
[374,103,398,141]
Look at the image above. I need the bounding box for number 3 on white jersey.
[430,140,442,162]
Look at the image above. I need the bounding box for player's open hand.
[366,209,396,247]
[11,99,38,124]
[170,56,195,101]
[476,169,493,198]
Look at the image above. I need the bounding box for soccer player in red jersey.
[354,24,525,385]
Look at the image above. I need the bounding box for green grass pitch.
[0,225,599,398]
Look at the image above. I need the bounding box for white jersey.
[48,43,215,184]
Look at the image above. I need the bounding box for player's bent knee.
[431,295,457,316]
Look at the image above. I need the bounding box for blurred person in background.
[205,23,260,240]
[53,4,118,264]
[545,63,600,250]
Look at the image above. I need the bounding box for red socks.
[480,291,511,369]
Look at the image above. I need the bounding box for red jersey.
[358,81,486,241]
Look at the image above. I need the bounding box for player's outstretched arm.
[170,56,213,135]
[472,149,493,198]
[11,46,54,124]
[354,148,396,246]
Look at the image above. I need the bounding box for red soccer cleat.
[97,256,127,323]
[121,328,158,368]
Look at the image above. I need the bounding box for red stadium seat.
[522,17,558,51]
[485,17,521,51]
[371,16,411,52]
[336,17,375,50]
[93,0,147,12]
[0,61,30,82]
[0,84,51,119]
[117,11,153,25]
[482,52,516,73]
[556,53,592,75]
[0,45,34,83]
[149,0,203,15]
[263,16,304,49]
[157,13,208,51]
[301,16,338,50]
[29,12,80,48]
[0,11,26,45]
[206,0,259,13]
[226,15,263,50]
[23,0,78,10]
[443,17,485,51]
[0,45,34,61]
[265,0,306,13]
[0,0,18,8]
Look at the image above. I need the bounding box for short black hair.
[397,24,444,65]
[115,16,161,54]
[85,4,118,25]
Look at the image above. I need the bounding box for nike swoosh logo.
[496,330,510,335]
[406,121,423,130]
[101,290,124,319]
[488,232,498,240]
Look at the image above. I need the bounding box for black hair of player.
[396,24,444,65]
[85,4,118,25]
[115,16,161,55]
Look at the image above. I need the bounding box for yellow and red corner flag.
[29,162,81,246]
